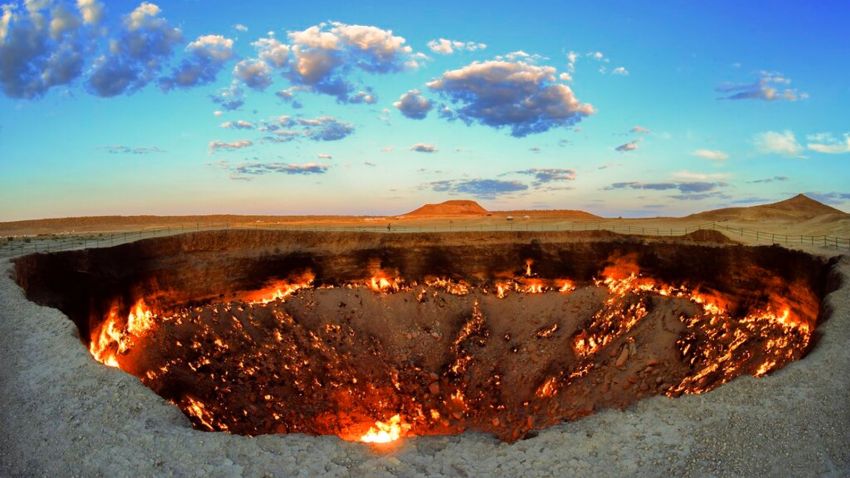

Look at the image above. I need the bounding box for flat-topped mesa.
[402,200,489,217]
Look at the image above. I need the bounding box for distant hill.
[493,209,601,220]
[402,200,489,217]
[688,194,849,221]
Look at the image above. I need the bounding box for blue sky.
[1,0,849,221]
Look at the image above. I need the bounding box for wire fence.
[1,220,848,258]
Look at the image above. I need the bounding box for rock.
[615,347,629,368]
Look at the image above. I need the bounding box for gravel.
[1,254,848,477]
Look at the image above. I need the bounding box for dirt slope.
[688,194,849,222]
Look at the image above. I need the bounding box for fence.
[1,220,848,258]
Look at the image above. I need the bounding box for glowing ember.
[82,254,821,443]
[359,414,411,443]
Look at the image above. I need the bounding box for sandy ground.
[1,242,848,477]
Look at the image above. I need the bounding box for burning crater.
[13,230,834,444]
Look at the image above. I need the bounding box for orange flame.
[359,414,411,444]
[126,299,153,335]
[242,272,315,304]
[89,298,155,367]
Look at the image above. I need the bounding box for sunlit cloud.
[394,89,432,119]
[0,0,102,98]
[88,2,182,97]
[427,59,593,137]
[159,34,235,91]
[692,149,729,161]
[615,140,639,152]
[427,38,486,54]
[807,132,850,154]
[210,81,244,110]
[209,139,253,153]
[220,120,255,130]
[260,115,354,143]
[716,71,807,102]
[754,130,803,157]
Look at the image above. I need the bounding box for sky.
[1,0,849,221]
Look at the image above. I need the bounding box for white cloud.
[754,130,803,157]
[253,37,289,68]
[717,71,808,102]
[220,120,254,129]
[187,35,234,61]
[692,149,729,161]
[566,51,578,72]
[427,38,486,55]
[393,89,432,119]
[209,139,253,153]
[282,21,418,102]
[76,0,103,25]
[233,23,248,32]
[87,2,183,97]
[615,140,639,152]
[233,59,272,90]
[259,115,354,142]
[807,132,850,154]
[672,170,729,181]
[611,66,629,76]
[410,143,437,153]
[427,59,593,137]
[159,34,235,90]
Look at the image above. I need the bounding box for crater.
[12,230,834,443]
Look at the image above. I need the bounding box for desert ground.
[0,194,849,477]
[1,195,848,259]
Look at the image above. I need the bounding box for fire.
[88,306,122,367]
[126,299,153,335]
[184,396,226,431]
[536,376,558,398]
[368,274,403,293]
[242,272,315,304]
[558,280,575,293]
[359,414,411,444]
[84,258,818,443]
[89,298,155,367]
